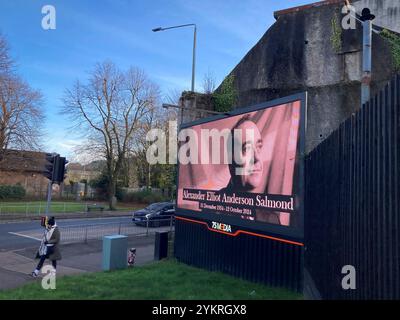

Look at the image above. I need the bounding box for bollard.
[154,231,169,260]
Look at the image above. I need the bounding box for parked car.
[132,202,175,227]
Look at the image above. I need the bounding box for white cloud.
[44,136,102,165]
[154,74,195,92]
[66,9,177,61]
[178,0,274,45]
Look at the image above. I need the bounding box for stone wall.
[0,149,50,197]
[228,0,398,153]
[0,170,49,197]
[179,91,214,125]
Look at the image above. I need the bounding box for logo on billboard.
[211,221,232,233]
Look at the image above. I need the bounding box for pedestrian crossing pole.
[45,181,52,216]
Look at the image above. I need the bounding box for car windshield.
[147,203,167,211]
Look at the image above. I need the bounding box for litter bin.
[154,231,169,260]
[102,235,128,271]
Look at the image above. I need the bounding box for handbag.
[46,245,55,256]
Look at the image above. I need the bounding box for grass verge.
[0,201,142,215]
[0,259,302,300]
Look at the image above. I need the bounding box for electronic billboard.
[176,93,306,238]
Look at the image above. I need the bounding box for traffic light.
[53,157,68,184]
[43,153,58,181]
[43,153,68,184]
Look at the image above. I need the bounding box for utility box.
[102,235,128,271]
[154,231,169,260]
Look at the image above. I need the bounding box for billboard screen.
[176,94,306,238]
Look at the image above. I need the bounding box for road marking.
[8,232,41,241]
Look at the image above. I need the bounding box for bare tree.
[62,61,159,209]
[0,34,44,161]
[0,35,12,76]
[129,101,167,189]
[202,69,216,94]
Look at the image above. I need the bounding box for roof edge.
[274,0,348,19]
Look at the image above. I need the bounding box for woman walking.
[31,216,62,277]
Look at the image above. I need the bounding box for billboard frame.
[176,92,307,241]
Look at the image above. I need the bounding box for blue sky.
[0,0,312,161]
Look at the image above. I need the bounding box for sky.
[0,0,313,162]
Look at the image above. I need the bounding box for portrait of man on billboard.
[218,114,282,225]
[220,114,264,194]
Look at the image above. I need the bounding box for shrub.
[213,74,237,112]
[0,185,26,200]
[89,173,109,200]
[380,29,400,71]
[115,187,125,201]
[121,189,168,204]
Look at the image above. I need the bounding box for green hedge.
[380,29,400,71]
[0,185,26,200]
[120,189,168,204]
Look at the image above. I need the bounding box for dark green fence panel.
[305,75,400,299]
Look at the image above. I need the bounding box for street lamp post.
[152,24,197,92]
[360,8,375,106]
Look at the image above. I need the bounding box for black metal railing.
[60,217,175,244]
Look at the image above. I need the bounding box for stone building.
[0,149,48,197]
[64,162,102,184]
[63,162,103,198]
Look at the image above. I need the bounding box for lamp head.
[360,8,375,21]
[152,27,163,32]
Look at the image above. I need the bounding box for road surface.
[0,216,134,251]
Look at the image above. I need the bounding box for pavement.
[0,217,159,291]
[0,250,84,290]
